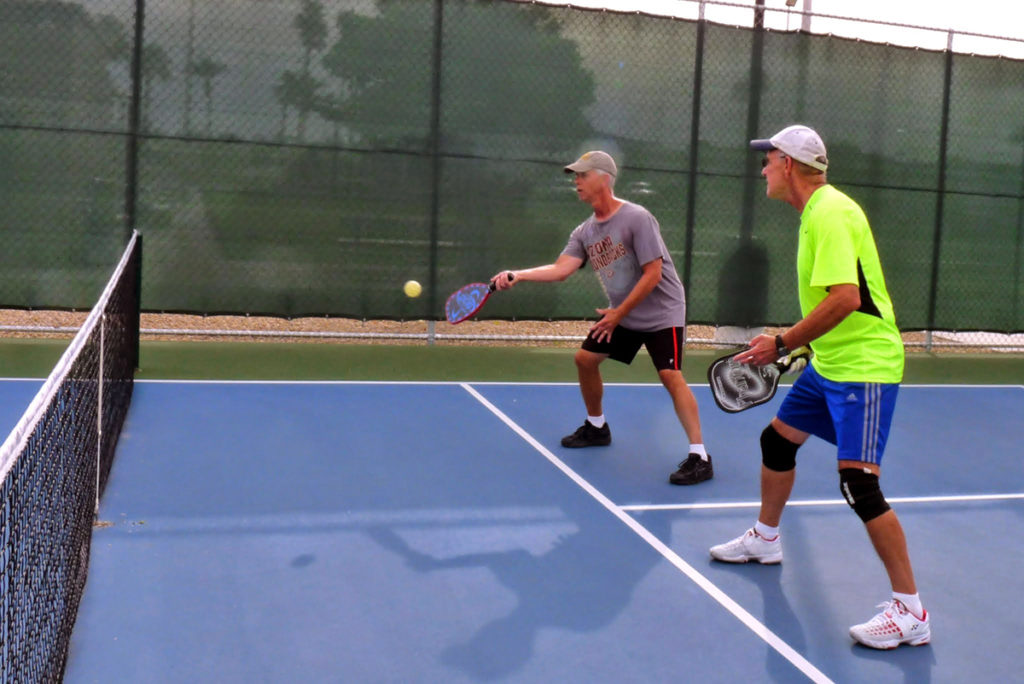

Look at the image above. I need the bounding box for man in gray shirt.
[491,150,712,485]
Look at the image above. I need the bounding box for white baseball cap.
[564,150,618,177]
[750,125,828,171]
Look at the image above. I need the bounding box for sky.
[531,0,1024,58]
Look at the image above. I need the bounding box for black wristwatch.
[775,334,790,358]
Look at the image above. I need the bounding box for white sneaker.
[849,599,931,649]
[709,528,782,564]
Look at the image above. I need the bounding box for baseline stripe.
[461,383,833,684]
[621,492,1024,512]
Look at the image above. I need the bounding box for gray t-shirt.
[561,201,686,331]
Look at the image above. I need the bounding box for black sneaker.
[560,420,611,448]
[669,453,713,485]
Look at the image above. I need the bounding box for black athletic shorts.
[580,325,686,371]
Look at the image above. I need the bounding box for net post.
[427,320,435,346]
[133,231,143,369]
[97,314,105,516]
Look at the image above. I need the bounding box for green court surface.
[1,338,1022,384]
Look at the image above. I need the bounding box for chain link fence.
[2,0,1023,348]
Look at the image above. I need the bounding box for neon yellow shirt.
[797,185,904,383]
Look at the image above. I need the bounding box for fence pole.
[716,0,769,331]
[425,0,445,344]
[123,0,145,242]
[682,1,706,295]
[739,0,765,243]
[926,30,955,351]
[1014,132,1024,329]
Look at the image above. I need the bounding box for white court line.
[460,383,834,684]
[133,379,472,385]
[621,492,1024,512]
[113,380,1024,389]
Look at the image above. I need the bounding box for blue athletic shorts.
[776,363,899,466]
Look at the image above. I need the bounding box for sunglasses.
[761,152,787,168]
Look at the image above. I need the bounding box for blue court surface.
[29,379,1021,682]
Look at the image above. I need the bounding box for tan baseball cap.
[750,125,828,171]
[564,150,617,177]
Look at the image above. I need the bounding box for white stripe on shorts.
[861,383,881,465]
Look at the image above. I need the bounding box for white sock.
[587,415,606,428]
[893,591,924,618]
[754,521,779,541]
[689,443,708,459]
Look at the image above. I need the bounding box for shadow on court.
[713,562,807,682]
[849,637,937,684]
[367,507,672,681]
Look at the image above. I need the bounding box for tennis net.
[0,231,141,682]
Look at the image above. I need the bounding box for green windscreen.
[1,0,1021,332]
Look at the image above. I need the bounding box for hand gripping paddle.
[707,347,810,413]
[444,273,514,324]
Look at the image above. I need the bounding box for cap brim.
[749,139,776,151]
[564,163,585,174]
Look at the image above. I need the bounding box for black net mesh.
[0,233,140,682]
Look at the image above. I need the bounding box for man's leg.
[574,348,606,416]
[839,459,917,594]
[844,460,929,649]
[709,417,806,562]
[866,512,918,594]
[829,379,919,597]
[710,367,828,560]
[663,368,714,485]
[758,417,808,526]
[754,368,828,526]
[657,369,701,443]
[560,348,612,448]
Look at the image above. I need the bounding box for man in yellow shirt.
[709,126,930,650]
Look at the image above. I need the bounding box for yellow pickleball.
[403,280,422,298]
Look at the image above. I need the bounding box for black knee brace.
[761,425,798,472]
[839,468,891,523]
